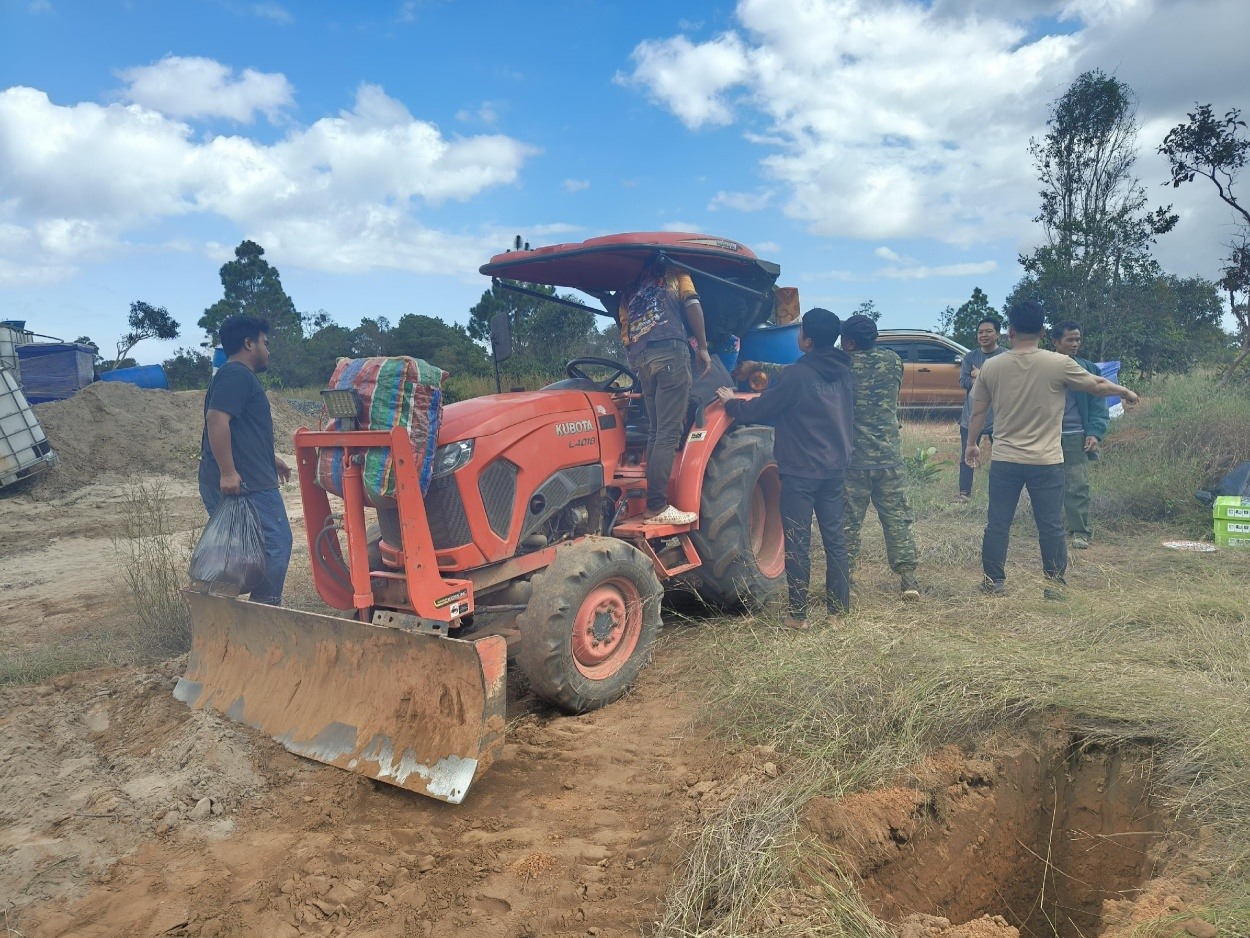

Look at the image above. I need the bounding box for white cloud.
[878,260,999,280]
[117,56,294,123]
[456,101,499,125]
[874,246,907,263]
[709,189,773,212]
[755,240,780,254]
[251,2,293,24]
[617,33,750,129]
[661,220,702,232]
[28,0,52,12]
[622,0,1248,276]
[0,76,537,280]
[563,179,590,193]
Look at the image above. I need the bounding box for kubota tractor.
[176,232,789,804]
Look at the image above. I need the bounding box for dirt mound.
[29,382,312,495]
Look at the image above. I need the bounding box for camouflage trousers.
[843,467,918,572]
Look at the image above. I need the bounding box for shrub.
[1095,373,1250,531]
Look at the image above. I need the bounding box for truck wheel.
[517,537,662,714]
[688,426,785,610]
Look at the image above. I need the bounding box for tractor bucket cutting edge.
[175,591,507,805]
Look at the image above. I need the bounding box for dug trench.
[807,725,1168,938]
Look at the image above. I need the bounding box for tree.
[1159,104,1250,379]
[163,347,212,390]
[388,314,490,377]
[350,316,392,358]
[1019,70,1177,361]
[851,300,881,323]
[112,300,180,369]
[937,287,999,348]
[199,240,300,344]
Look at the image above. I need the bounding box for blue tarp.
[16,343,96,404]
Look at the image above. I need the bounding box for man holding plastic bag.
[193,315,293,605]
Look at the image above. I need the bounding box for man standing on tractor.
[617,255,713,526]
[715,308,854,629]
[199,314,294,605]
[838,314,921,601]
[1050,321,1109,550]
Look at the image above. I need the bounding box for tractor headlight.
[432,439,474,478]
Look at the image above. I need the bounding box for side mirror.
[489,312,513,364]
[953,355,963,364]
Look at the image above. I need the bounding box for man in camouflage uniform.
[839,315,920,600]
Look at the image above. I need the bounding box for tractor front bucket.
[175,592,507,804]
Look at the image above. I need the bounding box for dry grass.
[657,402,1250,936]
[0,482,196,685]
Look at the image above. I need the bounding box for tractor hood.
[439,390,591,443]
[479,232,784,345]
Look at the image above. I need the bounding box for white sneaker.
[643,505,698,526]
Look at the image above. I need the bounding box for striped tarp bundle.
[316,356,447,499]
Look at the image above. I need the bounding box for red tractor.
[177,232,788,803]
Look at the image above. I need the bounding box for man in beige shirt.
[965,299,1137,597]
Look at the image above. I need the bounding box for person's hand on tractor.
[732,359,761,383]
[714,386,736,405]
[219,469,243,496]
[275,456,292,484]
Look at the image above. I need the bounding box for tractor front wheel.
[517,537,662,714]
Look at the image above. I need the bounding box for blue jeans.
[780,472,851,617]
[981,461,1067,584]
[199,483,293,605]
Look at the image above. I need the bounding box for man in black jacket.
[716,308,854,628]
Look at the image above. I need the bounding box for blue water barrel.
[1097,361,1121,409]
[213,347,227,369]
[740,322,802,365]
[99,364,169,390]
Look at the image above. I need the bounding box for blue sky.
[1,0,1247,364]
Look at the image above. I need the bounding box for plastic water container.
[0,326,23,379]
[740,322,802,365]
[0,365,58,487]
[213,347,227,375]
[98,363,169,390]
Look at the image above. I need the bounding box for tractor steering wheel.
[565,358,641,394]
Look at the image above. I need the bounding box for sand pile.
[29,382,312,495]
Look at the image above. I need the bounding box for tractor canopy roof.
[479,232,783,344]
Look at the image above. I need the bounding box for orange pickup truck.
[873,329,970,412]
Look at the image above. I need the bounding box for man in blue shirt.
[199,315,293,605]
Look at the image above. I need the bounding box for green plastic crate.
[1213,496,1250,521]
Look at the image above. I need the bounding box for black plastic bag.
[189,496,267,595]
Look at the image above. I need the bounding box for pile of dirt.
[29,382,312,495]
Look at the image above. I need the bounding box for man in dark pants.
[957,317,1005,502]
[616,256,713,526]
[1050,321,1109,549]
[199,315,293,605]
[716,309,854,629]
[965,300,1136,599]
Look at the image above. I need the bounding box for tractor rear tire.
[688,426,786,610]
[517,537,662,714]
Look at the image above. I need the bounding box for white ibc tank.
[0,364,58,487]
